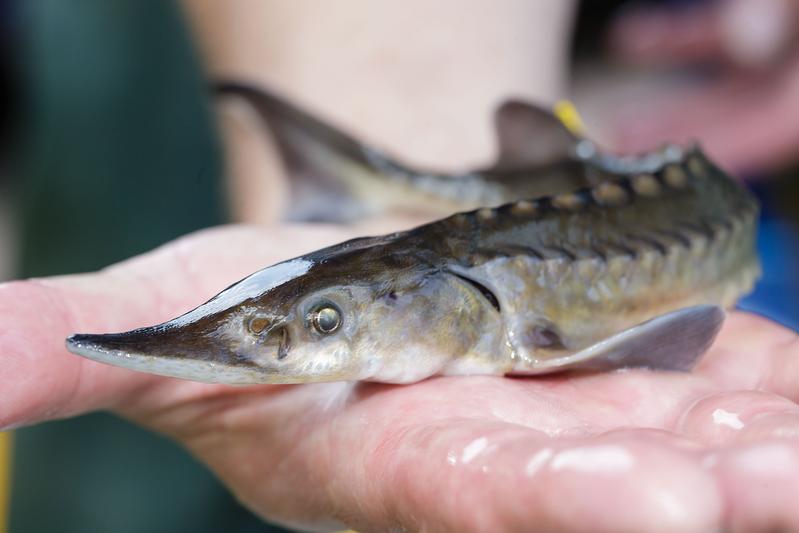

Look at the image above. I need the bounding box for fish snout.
[65,324,276,384]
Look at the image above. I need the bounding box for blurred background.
[0,0,797,532]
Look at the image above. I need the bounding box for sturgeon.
[215,83,639,222]
[66,110,760,383]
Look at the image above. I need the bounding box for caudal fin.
[215,82,385,221]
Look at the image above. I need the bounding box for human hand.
[608,0,799,173]
[2,223,798,532]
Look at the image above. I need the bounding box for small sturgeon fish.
[66,138,760,383]
[216,82,650,222]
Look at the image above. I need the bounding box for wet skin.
[3,222,799,531]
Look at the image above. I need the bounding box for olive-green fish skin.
[427,148,758,370]
[66,142,759,384]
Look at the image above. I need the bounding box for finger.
[0,222,419,428]
[184,386,724,532]
[0,275,159,428]
[334,421,723,532]
[704,440,799,531]
[696,312,799,403]
[165,374,722,530]
[0,226,249,428]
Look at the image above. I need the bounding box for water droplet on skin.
[461,437,488,464]
[712,408,744,430]
[525,448,554,476]
[446,450,458,466]
[549,445,635,473]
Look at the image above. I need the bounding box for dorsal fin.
[491,100,578,171]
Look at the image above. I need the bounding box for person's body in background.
[599,0,799,329]
[609,0,799,172]
[2,1,799,531]
[187,0,576,224]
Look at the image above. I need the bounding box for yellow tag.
[553,100,585,136]
[0,432,11,533]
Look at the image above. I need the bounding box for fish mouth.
[65,326,279,385]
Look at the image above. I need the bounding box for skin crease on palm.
[1,222,799,532]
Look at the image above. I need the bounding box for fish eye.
[308,304,342,335]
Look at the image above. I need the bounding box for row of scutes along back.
[449,153,703,228]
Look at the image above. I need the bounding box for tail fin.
[216,83,378,167]
[214,83,591,219]
[215,82,381,221]
[215,82,506,219]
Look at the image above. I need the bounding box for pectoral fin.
[513,305,725,374]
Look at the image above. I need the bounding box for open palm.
[2,223,798,532]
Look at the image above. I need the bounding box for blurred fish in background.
[0,1,796,533]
